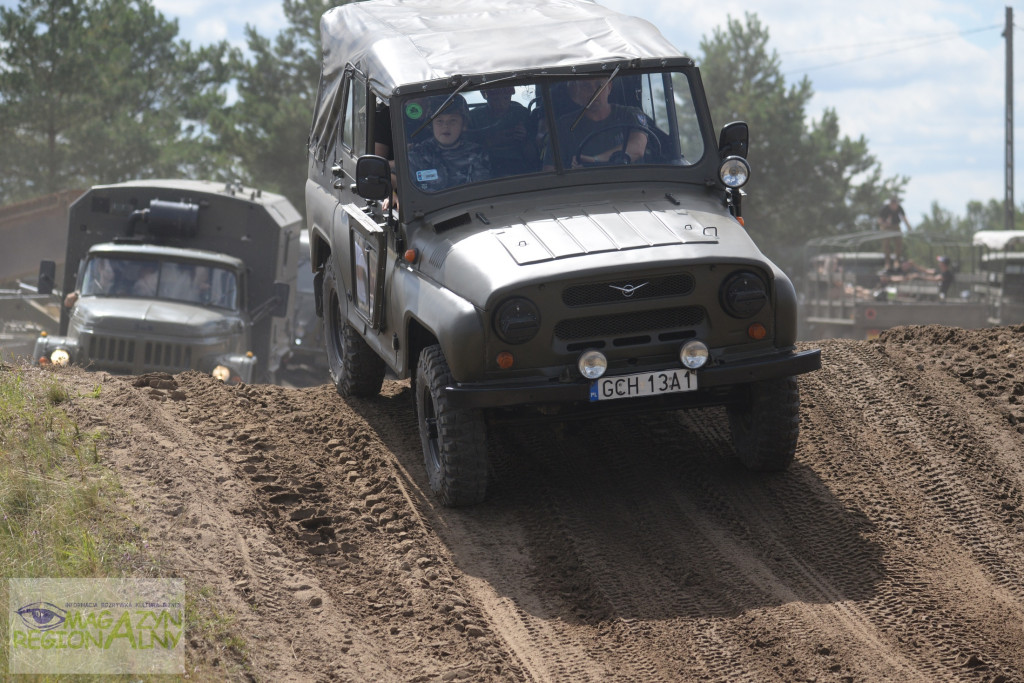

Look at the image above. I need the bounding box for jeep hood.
[70,299,243,338]
[419,200,769,309]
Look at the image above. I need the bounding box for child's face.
[432,113,464,146]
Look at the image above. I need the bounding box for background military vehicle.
[0,190,82,359]
[278,229,329,382]
[34,179,301,384]
[801,230,992,340]
[973,229,1024,326]
[306,0,820,506]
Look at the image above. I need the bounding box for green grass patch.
[0,366,249,681]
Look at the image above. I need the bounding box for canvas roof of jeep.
[317,0,686,96]
[313,0,688,156]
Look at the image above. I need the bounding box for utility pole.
[1005,6,1015,230]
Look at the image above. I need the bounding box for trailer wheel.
[415,345,488,506]
[321,260,385,398]
[726,376,800,472]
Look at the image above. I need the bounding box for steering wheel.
[572,124,661,166]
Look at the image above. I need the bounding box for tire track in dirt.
[43,324,1024,682]
[798,337,1024,681]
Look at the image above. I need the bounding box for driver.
[544,77,648,169]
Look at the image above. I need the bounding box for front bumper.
[444,348,821,409]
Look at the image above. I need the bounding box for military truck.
[801,230,991,340]
[973,229,1024,326]
[279,229,329,378]
[306,0,821,506]
[34,179,301,384]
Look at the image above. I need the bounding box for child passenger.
[406,94,489,192]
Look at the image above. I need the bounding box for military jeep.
[306,0,821,506]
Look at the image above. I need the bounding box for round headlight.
[680,340,709,369]
[577,350,607,379]
[719,155,750,189]
[720,271,768,319]
[50,349,71,367]
[494,297,540,345]
[212,365,231,382]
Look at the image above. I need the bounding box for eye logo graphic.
[15,602,66,631]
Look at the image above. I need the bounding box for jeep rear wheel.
[322,260,386,398]
[726,376,800,472]
[415,345,488,506]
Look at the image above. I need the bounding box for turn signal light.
[496,351,514,369]
[747,322,767,340]
[404,249,418,263]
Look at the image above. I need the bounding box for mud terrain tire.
[415,345,488,506]
[321,260,386,398]
[726,376,800,472]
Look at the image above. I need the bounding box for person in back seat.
[469,86,536,177]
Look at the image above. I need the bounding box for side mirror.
[718,121,749,159]
[355,155,392,201]
[38,260,56,295]
[270,282,290,318]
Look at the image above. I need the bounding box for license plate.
[589,368,697,402]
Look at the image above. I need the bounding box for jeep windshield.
[399,69,705,194]
[80,256,240,310]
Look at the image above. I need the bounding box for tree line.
[0,0,1003,270]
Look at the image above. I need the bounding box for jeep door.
[330,72,391,360]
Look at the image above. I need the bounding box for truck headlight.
[50,349,71,367]
[720,271,768,319]
[578,350,607,379]
[680,340,709,369]
[494,297,540,345]
[719,155,750,189]
[212,365,231,382]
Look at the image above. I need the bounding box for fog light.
[747,322,767,340]
[680,340,709,369]
[577,350,607,379]
[212,365,231,382]
[496,351,514,369]
[50,349,70,367]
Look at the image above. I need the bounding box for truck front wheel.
[726,376,800,472]
[415,345,488,506]
[321,260,386,398]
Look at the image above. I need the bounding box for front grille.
[84,334,194,373]
[562,273,696,307]
[87,335,136,365]
[143,341,193,370]
[554,306,706,340]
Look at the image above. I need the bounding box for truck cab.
[306,0,821,506]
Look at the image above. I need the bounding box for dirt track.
[44,324,1024,682]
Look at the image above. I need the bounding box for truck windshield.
[400,69,704,194]
[80,257,239,310]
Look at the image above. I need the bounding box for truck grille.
[85,334,194,373]
[562,273,695,307]
[554,306,705,340]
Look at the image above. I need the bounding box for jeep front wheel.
[726,376,800,471]
[415,345,488,506]
[321,260,386,398]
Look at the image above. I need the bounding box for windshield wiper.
[410,79,472,140]
[569,65,620,133]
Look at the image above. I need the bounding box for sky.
[3,0,1021,225]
